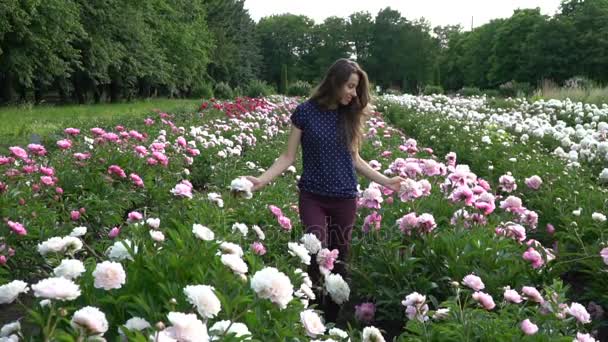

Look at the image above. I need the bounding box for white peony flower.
[53,259,86,280]
[230,177,254,199]
[106,240,137,261]
[591,212,606,222]
[71,306,108,336]
[250,267,293,309]
[70,226,87,237]
[219,242,244,257]
[184,285,222,319]
[37,236,83,256]
[362,326,385,342]
[0,321,20,338]
[162,312,208,341]
[118,316,151,338]
[324,273,350,305]
[231,223,249,236]
[0,280,29,305]
[300,310,325,337]
[146,218,161,229]
[93,261,126,290]
[288,242,311,265]
[209,320,251,340]
[32,277,81,301]
[150,230,165,242]
[193,224,215,241]
[221,254,248,275]
[252,225,265,240]
[300,234,322,254]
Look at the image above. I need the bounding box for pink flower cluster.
[268,204,292,231]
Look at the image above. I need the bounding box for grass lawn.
[0,98,201,147]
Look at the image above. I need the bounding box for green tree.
[0,0,84,103]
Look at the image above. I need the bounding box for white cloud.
[244,0,562,30]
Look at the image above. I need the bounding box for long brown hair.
[310,58,371,154]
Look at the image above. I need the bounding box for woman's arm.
[244,124,302,191]
[353,151,405,191]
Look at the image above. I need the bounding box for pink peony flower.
[57,139,72,150]
[278,216,292,231]
[445,152,457,166]
[416,213,436,233]
[522,286,544,303]
[317,248,339,273]
[359,186,383,209]
[7,221,27,235]
[498,174,517,192]
[108,227,121,238]
[251,242,266,255]
[601,247,608,265]
[472,291,495,310]
[503,287,523,303]
[40,176,55,186]
[574,332,597,342]
[73,152,91,160]
[463,274,485,291]
[474,192,496,215]
[398,213,418,235]
[90,127,105,136]
[567,303,591,324]
[27,144,47,156]
[268,205,283,218]
[134,146,148,157]
[523,247,544,269]
[499,196,526,214]
[129,173,144,188]
[171,181,193,199]
[127,211,143,222]
[524,175,542,190]
[363,211,382,233]
[9,146,28,160]
[399,179,422,202]
[108,165,127,178]
[355,302,376,323]
[64,128,80,135]
[71,211,81,221]
[520,319,538,335]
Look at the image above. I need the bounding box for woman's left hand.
[384,176,406,192]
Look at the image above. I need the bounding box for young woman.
[243,58,404,321]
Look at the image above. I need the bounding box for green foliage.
[483,89,500,98]
[213,82,234,99]
[499,81,533,98]
[286,80,312,97]
[245,80,275,98]
[191,82,214,99]
[423,85,444,95]
[458,87,482,97]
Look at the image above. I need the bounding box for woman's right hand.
[243,176,264,191]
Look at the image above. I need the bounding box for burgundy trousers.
[298,190,357,322]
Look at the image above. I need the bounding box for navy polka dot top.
[290,99,358,198]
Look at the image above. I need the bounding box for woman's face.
[338,72,360,106]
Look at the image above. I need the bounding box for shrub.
[459,87,481,97]
[246,80,276,98]
[191,82,214,99]
[213,82,234,99]
[286,80,312,97]
[423,85,444,95]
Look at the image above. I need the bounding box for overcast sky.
[244,0,563,30]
